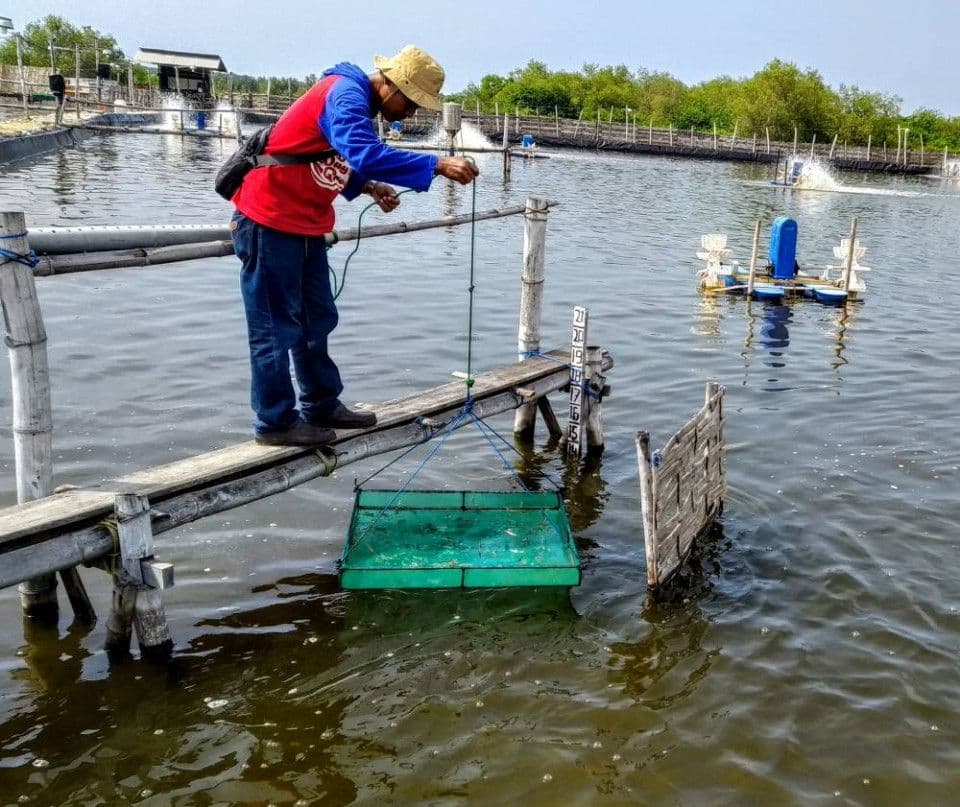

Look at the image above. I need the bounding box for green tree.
[0,15,121,72]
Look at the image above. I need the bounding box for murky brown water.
[0,133,959,804]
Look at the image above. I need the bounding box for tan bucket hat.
[373,45,445,112]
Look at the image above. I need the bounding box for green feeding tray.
[340,490,580,590]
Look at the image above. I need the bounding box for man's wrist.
[362,180,378,194]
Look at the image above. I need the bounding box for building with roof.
[133,48,227,100]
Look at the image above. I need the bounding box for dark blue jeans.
[231,212,343,434]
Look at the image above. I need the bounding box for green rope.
[330,188,415,300]
[464,157,478,395]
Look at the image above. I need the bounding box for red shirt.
[233,76,350,236]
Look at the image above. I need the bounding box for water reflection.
[511,439,609,535]
[612,522,730,707]
[1,573,360,803]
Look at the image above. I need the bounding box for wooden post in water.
[0,215,96,625]
[127,63,134,103]
[903,128,909,165]
[866,134,872,161]
[107,493,173,661]
[731,121,738,150]
[515,105,519,134]
[765,127,770,154]
[265,77,271,110]
[713,121,718,151]
[752,133,756,155]
[495,101,499,119]
[1,213,56,619]
[690,125,694,147]
[635,430,658,588]
[15,35,27,113]
[502,114,511,181]
[944,147,949,175]
[514,198,550,439]
[585,346,605,454]
[842,216,858,293]
[555,105,560,136]
[572,109,584,138]
[793,126,798,156]
[669,123,673,148]
[895,127,902,165]
[74,44,81,121]
[809,133,816,160]
[919,133,924,166]
[747,219,761,297]
[829,133,838,159]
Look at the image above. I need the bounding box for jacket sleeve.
[319,77,438,192]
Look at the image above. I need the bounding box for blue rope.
[467,410,530,491]
[470,413,565,492]
[0,233,39,268]
[352,409,470,547]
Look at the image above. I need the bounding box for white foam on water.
[791,156,841,191]
[212,101,238,138]
[160,94,199,132]
[417,120,495,151]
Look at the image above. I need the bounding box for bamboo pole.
[713,121,717,150]
[866,134,872,161]
[830,133,838,159]
[903,128,909,165]
[669,123,673,148]
[747,219,761,296]
[502,114,510,181]
[842,216,858,293]
[765,127,770,154]
[555,105,560,136]
[793,126,798,156]
[809,133,816,160]
[74,44,81,121]
[0,214,57,618]
[747,219,760,297]
[944,147,949,175]
[31,203,557,271]
[649,116,653,145]
[731,120,738,149]
[920,133,924,166]
[514,198,550,439]
[572,109,584,138]
[15,35,27,112]
[895,127,902,165]
[636,430,659,588]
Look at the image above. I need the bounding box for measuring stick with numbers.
[566,306,588,456]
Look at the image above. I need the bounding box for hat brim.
[374,54,443,112]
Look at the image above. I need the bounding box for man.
[231,45,479,447]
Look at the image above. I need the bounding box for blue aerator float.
[695,216,870,304]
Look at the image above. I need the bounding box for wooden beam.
[0,348,614,577]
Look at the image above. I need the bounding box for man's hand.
[365,181,400,212]
[436,157,480,185]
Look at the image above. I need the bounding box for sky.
[6,0,959,115]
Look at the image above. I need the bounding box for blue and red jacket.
[233,62,438,236]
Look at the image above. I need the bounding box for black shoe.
[312,403,378,429]
[255,420,337,447]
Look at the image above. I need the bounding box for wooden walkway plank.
[0,348,608,551]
